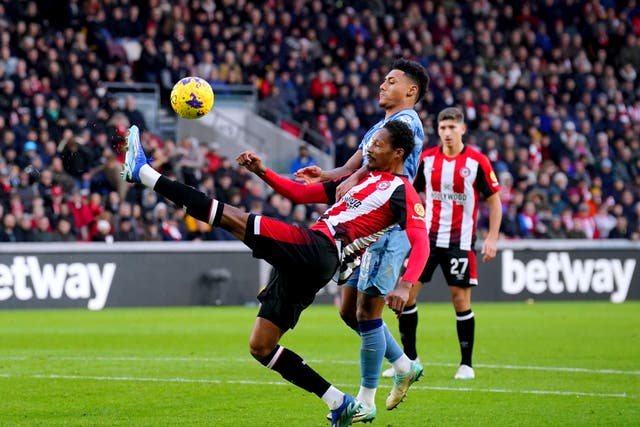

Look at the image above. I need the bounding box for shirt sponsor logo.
[501,250,634,303]
[0,256,116,310]
[343,196,362,209]
[431,191,468,204]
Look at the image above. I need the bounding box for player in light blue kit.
[295,58,429,422]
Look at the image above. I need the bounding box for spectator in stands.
[0,212,18,242]
[177,136,204,188]
[609,216,632,239]
[259,86,292,123]
[92,219,113,243]
[16,214,35,242]
[289,146,317,176]
[32,216,55,242]
[59,136,94,191]
[114,217,137,242]
[594,203,617,238]
[122,95,147,131]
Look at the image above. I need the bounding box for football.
[170,76,215,119]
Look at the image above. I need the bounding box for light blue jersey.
[346,108,425,295]
[359,109,424,182]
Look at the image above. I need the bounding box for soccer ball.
[170,76,215,119]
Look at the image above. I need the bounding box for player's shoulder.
[392,109,420,124]
[420,146,440,161]
[373,171,408,185]
[464,145,492,162]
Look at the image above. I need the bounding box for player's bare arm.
[481,192,502,263]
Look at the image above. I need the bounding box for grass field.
[1,301,638,426]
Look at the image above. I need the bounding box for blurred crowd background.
[0,0,639,243]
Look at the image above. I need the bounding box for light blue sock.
[383,322,404,363]
[359,319,385,389]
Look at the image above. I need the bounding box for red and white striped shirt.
[415,146,500,251]
[315,172,426,280]
[261,169,429,282]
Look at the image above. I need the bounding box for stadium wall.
[0,241,638,310]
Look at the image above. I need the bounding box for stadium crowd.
[0,0,639,243]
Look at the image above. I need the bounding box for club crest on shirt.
[377,181,390,190]
[459,166,471,178]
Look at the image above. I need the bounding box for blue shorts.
[344,227,410,296]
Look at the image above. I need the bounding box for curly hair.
[384,119,415,160]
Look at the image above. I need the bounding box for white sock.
[392,354,412,375]
[321,386,344,410]
[356,386,376,408]
[139,164,161,188]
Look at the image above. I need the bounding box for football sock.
[139,164,161,188]
[356,386,376,409]
[359,319,385,390]
[154,175,224,226]
[456,309,475,366]
[391,353,412,375]
[321,386,345,410]
[382,322,403,363]
[260,345,331,398]
[399,304,418,360]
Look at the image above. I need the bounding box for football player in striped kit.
[394,107,502,380]
[121,120,428,427]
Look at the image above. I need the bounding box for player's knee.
[340,312,358,331]
[248,337,273,361]
[339,309,358,331]
[451,296,470,312]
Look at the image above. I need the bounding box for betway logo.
[502,250,635,303]
[0,256,115,310]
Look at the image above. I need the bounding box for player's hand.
[293,165,323,183]
[385,280,412,315]
[481,237,497,263]
[236,151,266,175]
[336,174,358,200]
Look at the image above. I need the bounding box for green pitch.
[1,301,638,426]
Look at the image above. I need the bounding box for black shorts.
[244,214,339,331]
[418,246,478,287]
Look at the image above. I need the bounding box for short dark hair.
[437,107,465,123]
[391,58,430,103]
[384,120,414,160]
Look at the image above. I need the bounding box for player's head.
[384,120,414,160]
[366,120,414,171]
[438,107,464,123]
[437,107,466,147]
[379,59,429,110]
